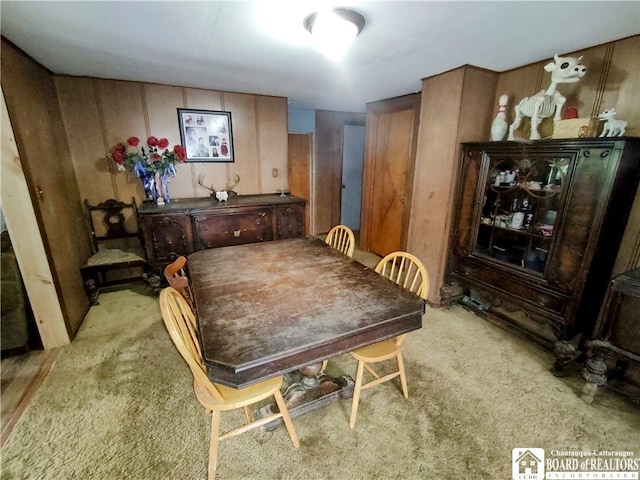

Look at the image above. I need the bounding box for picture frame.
[177,108,234,162]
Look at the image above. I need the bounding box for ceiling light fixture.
[303,8,366,61]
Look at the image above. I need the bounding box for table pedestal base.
[256,368,354,431]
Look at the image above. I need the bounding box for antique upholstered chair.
[348,251,429,429]
[80,198,147,305]
[324,224,356,258]
[159,287,300,479]
[163,256,195,313]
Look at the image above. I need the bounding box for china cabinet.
[444,138,640,368]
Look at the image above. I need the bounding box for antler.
[197,173,216,195]
[226,173,240,192]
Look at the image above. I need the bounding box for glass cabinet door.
[474,153,571,274]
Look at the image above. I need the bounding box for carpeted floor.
[1,284,639,480]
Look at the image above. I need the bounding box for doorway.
[340,124,365,232]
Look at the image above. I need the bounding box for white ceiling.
[2,1,639,113]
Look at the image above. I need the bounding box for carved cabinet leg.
[581,353,608,403]
[552,339,577,374]
[83,276,100,306]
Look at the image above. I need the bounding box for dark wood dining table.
[188,237,425,392]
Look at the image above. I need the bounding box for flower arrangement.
[109,136,187,204]
[109,136,186,175]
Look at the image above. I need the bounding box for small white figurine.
[598,108,627,137]
[490,94,509,141]
[508,54,587,140]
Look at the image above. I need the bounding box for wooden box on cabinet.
[444,138,640,368]
[139,194,306,274]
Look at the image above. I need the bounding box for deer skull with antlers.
[197,173,240,201]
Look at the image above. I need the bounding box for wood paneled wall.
[55,77,289,207]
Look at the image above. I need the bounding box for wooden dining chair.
[80,198,148,305]
[163,256,195,313]
[324,224,356,258]
[159,287,300,479]
[348,251,429,429]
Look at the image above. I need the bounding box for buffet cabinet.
[138,194,306,274]
[444,138,640,365]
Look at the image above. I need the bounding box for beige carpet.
[1,285,639,479]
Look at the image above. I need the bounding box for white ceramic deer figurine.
[508,54,587,140]
[598,108,627,137]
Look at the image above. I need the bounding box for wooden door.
[2,39,90,341]
[288,133,312,234]
[362,94,420,257]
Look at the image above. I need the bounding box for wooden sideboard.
[138,194,306,274]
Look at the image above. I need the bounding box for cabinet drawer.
[193,210,273,249]
[455,260,568,315]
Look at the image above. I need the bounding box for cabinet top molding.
[463,137,639,148]
[138,193,305,214]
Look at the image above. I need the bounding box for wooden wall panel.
[184,88,225,198]
[257,95,288,194]
[408,69,464,305]
[222,92,259,194]
[94,79,147,202]
[56,77,288,205]
[55,78,113,205]
[288,133,312,234]
[608,36,640,274]
[601,35,640,133]
[145,83,192,200]
[407,67,498,305]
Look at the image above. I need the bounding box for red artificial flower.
[173,145,187,161]
[151,153,161,161]
[115,143,126,153]
[127,137,140,147]
[111,149,126,164]
[147,136,159,147]
[157,138,169,149]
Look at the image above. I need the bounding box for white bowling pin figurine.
[491,94,509,141]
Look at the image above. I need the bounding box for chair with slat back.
[80,198,147,305]
[164,256,196,313]
[348,251,429,429]
[324,225,356,258]
[159,287,300,479]
[320,224,356,373]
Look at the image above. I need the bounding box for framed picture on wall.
[177,108,234,162]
